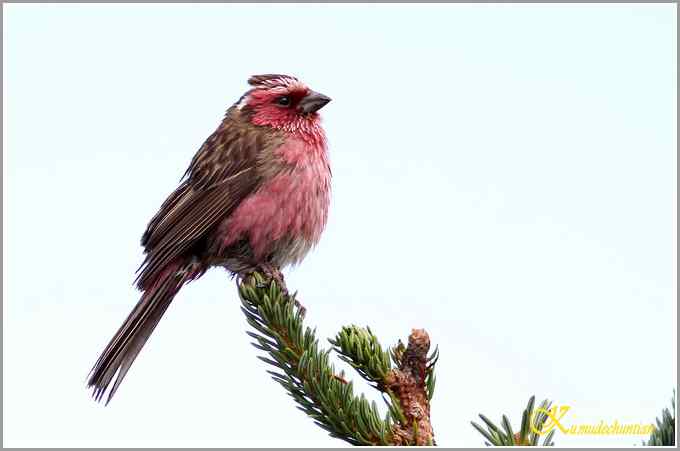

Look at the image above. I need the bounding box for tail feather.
[88,260,198,404]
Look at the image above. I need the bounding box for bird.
[87,74,332,404]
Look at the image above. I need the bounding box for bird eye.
[275,96,291,106]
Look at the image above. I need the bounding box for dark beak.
[298,91,331,114]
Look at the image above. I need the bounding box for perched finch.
[88,74,332,404]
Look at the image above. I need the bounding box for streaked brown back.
[135,107,285,289]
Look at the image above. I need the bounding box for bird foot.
[245,263,307,317]
[255,263,286,289]
[293,298,307,318]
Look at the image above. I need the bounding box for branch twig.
[386,329,435,445]
[237,272,438,446]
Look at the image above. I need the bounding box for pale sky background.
[3,3,677,448]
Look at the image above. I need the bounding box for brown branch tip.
[385,328,434,446]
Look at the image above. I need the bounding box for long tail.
[87,259,202,404]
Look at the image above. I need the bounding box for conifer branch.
[237,272,437,446]
[643,390,676,446]
[471,396,556,446]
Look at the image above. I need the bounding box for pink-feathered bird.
[88,74,331,404]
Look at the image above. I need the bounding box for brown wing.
[135,110,282,289]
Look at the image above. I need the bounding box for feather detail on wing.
[135,110,283,289]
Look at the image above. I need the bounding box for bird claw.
[256,263,285,286]
[245,264,307,317]
[293,299,307,318]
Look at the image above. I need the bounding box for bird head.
[237,74,331,132]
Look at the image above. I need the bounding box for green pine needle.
[239,273,393,446]
[643,390,676,446]
[472,395,555,446]
[328,325,392,385]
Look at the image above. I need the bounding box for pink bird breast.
[221,137,331,264]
